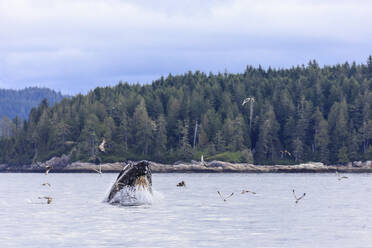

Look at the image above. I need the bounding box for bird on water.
[336,171,348,181]
[177,181,186,187]
[241,189,256,195]
[38,196,52,204]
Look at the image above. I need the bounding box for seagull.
[38,196,52,204]
[45,165,52,175]
[92,164,102,175]
[217,191,234,202]
[336,171,348,181]
[201,155,206,167]
[241,189,256,195]
[176,181,186,187]
[99,138,106,152]
[42,182,51,187]
[242,97,255,106]
[292,189,306,204]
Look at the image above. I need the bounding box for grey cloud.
[0,0,371,94]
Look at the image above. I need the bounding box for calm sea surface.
[0,173,372,248]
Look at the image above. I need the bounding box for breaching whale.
[106,160,152,204]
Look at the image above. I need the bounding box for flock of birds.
[176,159,348,204]
[38,164,53,204]
[177,181,306,204]
[36,139,107,204]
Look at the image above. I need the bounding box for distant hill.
[0,87,66,120]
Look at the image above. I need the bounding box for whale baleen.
[106,160,152,204]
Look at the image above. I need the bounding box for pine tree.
[55,121,71,148]
[367,55,372,77]
[215,130,226,152]
[198,125,209,149]
[348,129,360,161]
[337,146,349,164]
[80,113,100,160]
[315,118,330,163]
[179,120,192,159]
[118,112,129,152]
[154,115,167,158]
[0,116,12,138]
[292,137,304,162]
[231,115,245,151]
[132,99,154,156]
[256,103,280,163]
[222,118,234,151]
[328,100,348,163]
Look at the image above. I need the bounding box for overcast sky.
[1,0,371,94]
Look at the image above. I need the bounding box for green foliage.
[365,146,372,161]
[2,57,372,165]
[337,146,349,164]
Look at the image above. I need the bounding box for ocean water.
[0,173,372,248]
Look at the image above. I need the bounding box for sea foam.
[107,185,157,206]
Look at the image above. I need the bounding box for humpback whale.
[106,160,152,204]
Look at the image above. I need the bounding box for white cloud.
[0,0,371,93]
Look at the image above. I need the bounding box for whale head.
[106,160,152,203]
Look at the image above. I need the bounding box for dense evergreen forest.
[1,57,372,166]
[0,87,65,120]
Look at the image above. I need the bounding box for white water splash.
[108,185,156,206]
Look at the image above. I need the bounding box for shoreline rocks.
[1,157,372,173]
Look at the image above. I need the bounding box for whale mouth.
[135,176,150,190]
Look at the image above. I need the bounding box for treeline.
[0,87,66,120]
[1,57,372,165]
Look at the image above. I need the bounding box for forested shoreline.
[1,57,372,166]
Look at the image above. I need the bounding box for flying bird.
[336,171,348,181]
[242,97,255,130]
[38,196,52,204]
[45,165,52,175]
[292,189,306,204]
[217,191,234,202]
[241,190,256,195]
[99,138,106,152]
[242,97,255,106]
[42,182,51,187]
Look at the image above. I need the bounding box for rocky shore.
[1,155,372,173]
